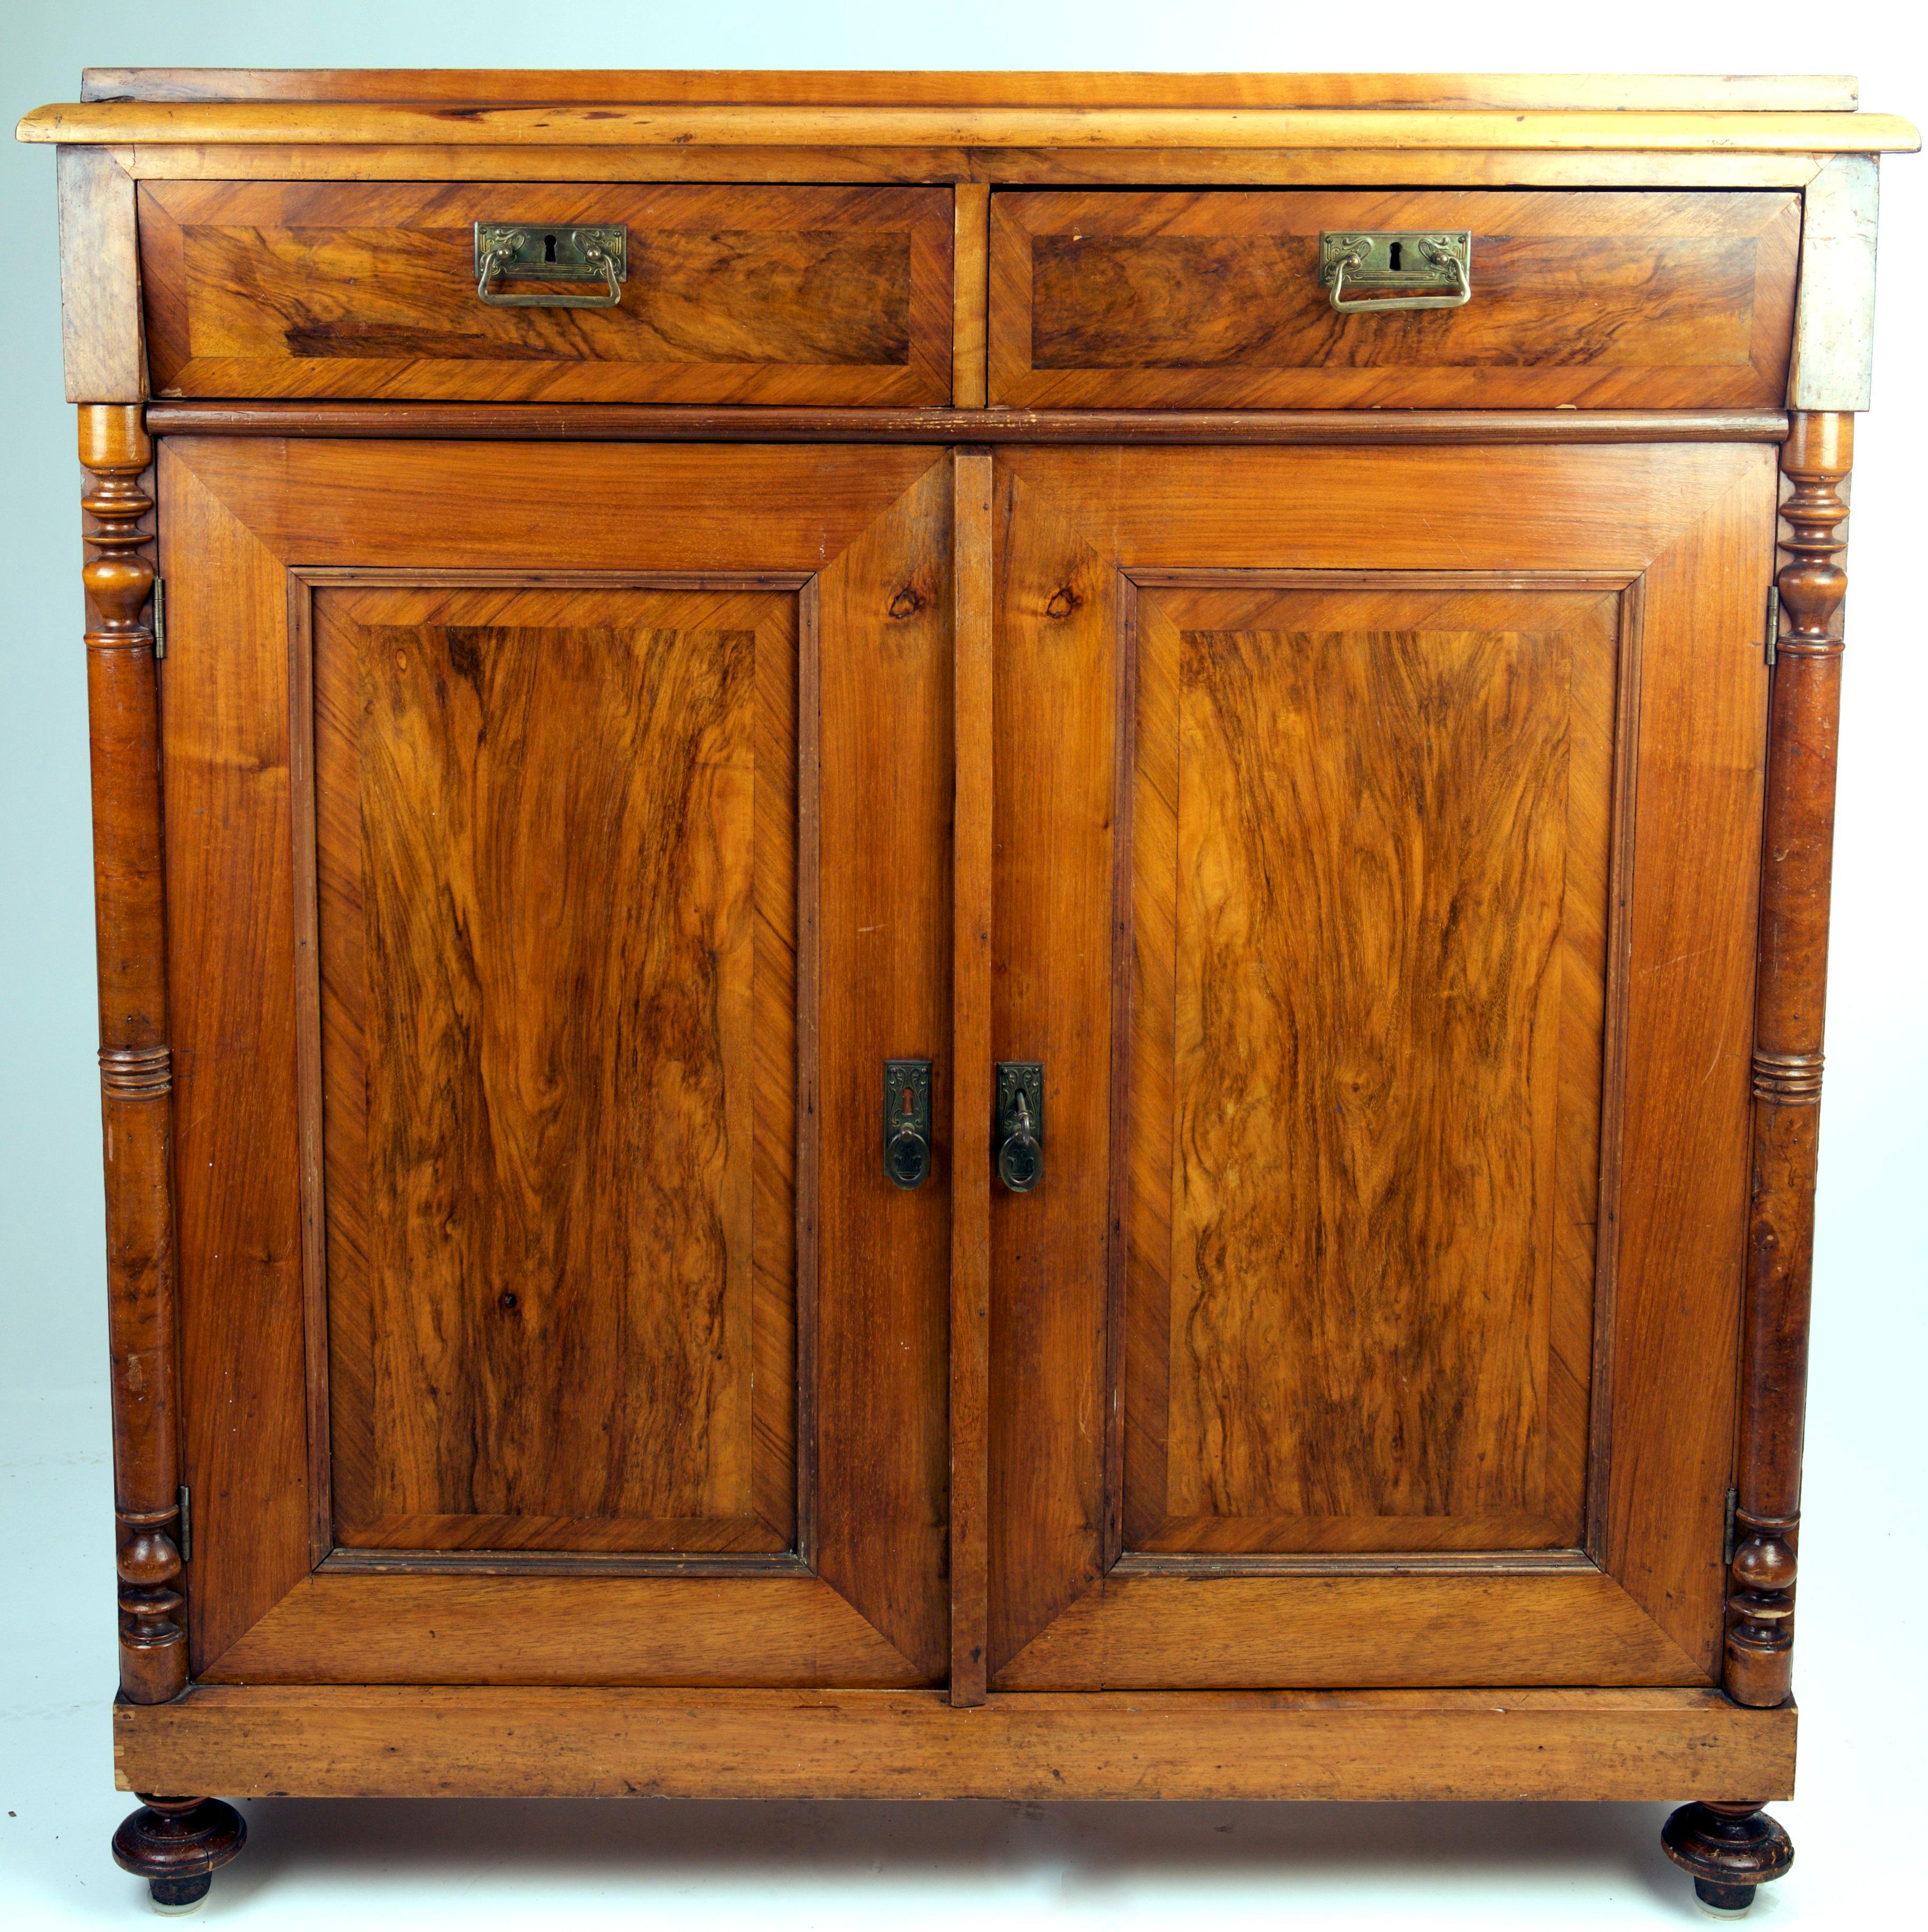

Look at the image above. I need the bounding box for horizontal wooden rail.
[143,404,1796,446]
[17,103,1923,151]
[117,1685,1797,1802]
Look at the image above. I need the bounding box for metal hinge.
[177,1483,192,1562]
[1763,583,1779,668]
[1723,1486,1738,1566]
[151,577,166,660]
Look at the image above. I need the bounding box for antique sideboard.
[17,69,1918,1916]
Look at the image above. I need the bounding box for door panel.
[313,581,797,1554]
[987,444,1771,1687]
[162,440,953,1683]
[1127,580,1623,1555]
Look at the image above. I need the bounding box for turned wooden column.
[80,403,187,1704]
[1726,409,1853,1707]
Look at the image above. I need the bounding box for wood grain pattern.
[115,1684,1797,1803]
[811,456,955,1678]
[74,70,1864,111]
[1125,580,1624,1555]
[994,442,1758,572]
[138,181,954,404]
[991,191,1802,410]
[80,406,185,1700]
[986,461,1120,1677]
[309,580,798,1552]
[96,145,1840,191]
[144,403,1797,444]
[56,148,144,402]
[157,444,313,1674]
[199,1575,929,1685]
[162,437,947,572]
[1725,412,1853,1706]
[991,1570,1707,1689]
[952,184,990,408]
[19,102,1920,154]
[1597,456,1773,1674]
[986,444,1771,1689]
[949,449,994,1704]
[166,439,952,1684]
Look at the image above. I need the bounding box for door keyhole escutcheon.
[884,1059,933,1190]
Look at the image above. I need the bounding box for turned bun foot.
[1662,1800,1793,1916]
[111,1795,246,1914]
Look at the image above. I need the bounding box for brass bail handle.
[1320,231,1473,314]
[474,222,629,309]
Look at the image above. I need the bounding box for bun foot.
[1662,1800,1792,1916]
[112,1795,246,1914]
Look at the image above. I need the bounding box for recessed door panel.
[314,581,797,1553]
[1126,581,1626,1556]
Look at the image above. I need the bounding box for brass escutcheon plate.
[472,222,630,284]
[1317,230,1473,309]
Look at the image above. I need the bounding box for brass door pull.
[994,1062,1044,1194]
[473,222,628,308]
[1319,231,1473,312]
[885,1059,933,1190]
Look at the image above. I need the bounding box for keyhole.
[543,232,558,263]
[900,1087,916,1119]
[1388,241,1403,271]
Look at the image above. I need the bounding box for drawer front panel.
[139,182,956,404]
[989,190,1800,409]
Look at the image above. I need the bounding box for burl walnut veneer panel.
[312,583,799,1555]
[1126,582,1622,1556]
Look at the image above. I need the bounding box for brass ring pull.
[473,222,629,309]
[1320,231,1473,314]
[994,1062,1044,1195]
[885,1059,934,1191]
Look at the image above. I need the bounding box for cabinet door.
[987,444,1773,1688]
[160,439,955,1685]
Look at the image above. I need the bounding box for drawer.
[989,190,1800,409]
[138,181,956,404]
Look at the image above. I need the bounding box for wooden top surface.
[64,71,1865,110]
[17,71,1920,153]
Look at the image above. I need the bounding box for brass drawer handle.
[1319,231,1472,313]
[473,222,628,309]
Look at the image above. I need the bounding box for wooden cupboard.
[17,68,1918,1916]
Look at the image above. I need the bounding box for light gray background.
[3,4,1922,1926]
